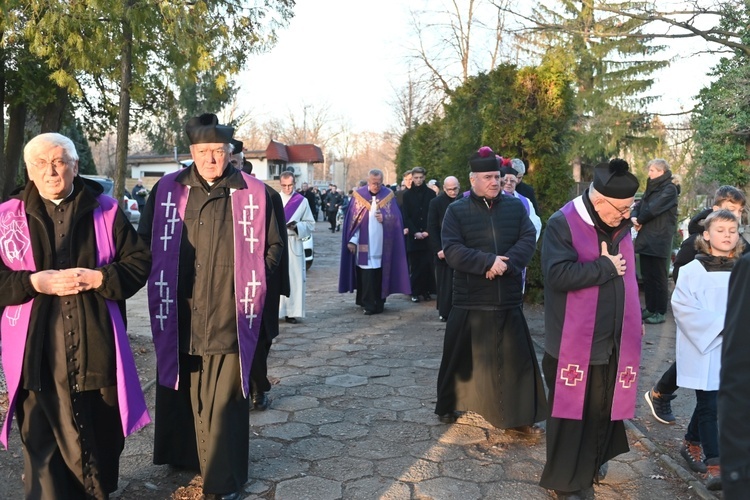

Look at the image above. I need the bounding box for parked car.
[303,235,313,270]
[80,175,140,225]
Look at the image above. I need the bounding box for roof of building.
[287,144,324,163]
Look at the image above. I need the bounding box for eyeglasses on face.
[30,158,69,170]
[603,197,635,216]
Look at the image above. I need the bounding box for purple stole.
[0,196,150,449]
[284,192,304,221]
[553,200,642,420]
[348,188,394,267]
[515,192,531,213]
[148,170,267,398]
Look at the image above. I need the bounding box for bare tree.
[405,0,515,102]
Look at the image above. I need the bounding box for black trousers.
[408,250,435,296]
[434,258,454,318]
[654,361,678,394]
[153,353,249,495]
[640,254,669,314]
[17,360,123,499]
[327,211,337,231]
[355,267,384,313]
[251,332,273,395]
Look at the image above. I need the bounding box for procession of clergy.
[3,112,747,500]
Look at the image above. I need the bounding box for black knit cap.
[185,113,234,145]
[593,158,639,199]
[500,166,518,177]
[469,146,500,172]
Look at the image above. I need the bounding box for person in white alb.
[278,171,315,323]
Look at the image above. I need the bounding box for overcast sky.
[236,0,721,134]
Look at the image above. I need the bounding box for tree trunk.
[115,2,134,201]
[39,85,69,133]
[4,103,28,199]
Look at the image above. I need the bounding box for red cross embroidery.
[560,364,585,386]
[619,366,637,389]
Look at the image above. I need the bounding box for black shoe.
[644,388,676,424]
[411,295,420,303]
[252,392,269,411]
[285,316,297,324]
[363,310,374,316]
[423,293,432,301]
[506,424,545,436]
[438,412,459,424]
[439,316,447,322]
[596,462,608,482]
[204,493,241,500]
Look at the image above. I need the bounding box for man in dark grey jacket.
[434,146,546,436]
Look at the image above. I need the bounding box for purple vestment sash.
[148,170,266,398]
[553,200,642,420]
[284,192,304,222]
[0,196,150,449]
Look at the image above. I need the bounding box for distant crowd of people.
[3,120,750,500]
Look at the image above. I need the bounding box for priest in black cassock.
[427,175,461,321]
[139,114,285,499]
[434,146,547,435]
[540,159,642,499]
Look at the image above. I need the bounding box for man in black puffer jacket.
[434,146,547,436]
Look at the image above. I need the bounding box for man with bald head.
[427,175,461,321]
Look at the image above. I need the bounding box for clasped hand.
[601,241,626,276]
[30,268,103,296]
[485,256,509,280]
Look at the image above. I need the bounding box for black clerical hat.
[593,159,639,199]
[185,113,234,145]
[469,146,500,172]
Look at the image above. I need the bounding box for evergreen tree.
[525,1,668,173]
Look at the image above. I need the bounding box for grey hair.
[647,158,669,172]
[24,133,79,165]
[511,158,525,175]
[368,169,384,179]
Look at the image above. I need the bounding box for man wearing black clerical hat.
[540,158,642,498]
[138,113,285,500]
[434,146,547,437]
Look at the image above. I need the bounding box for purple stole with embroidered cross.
[148,170,267,398]
[284,192,304,221]
[0,196,150,449]
[553,200,642,420]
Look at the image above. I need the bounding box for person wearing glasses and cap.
[138,114,285,500]
[540,158,643,499]
[0,133,150,498]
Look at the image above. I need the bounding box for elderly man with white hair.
[512,158,540,214]
[0,132,150,498]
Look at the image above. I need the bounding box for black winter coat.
[632,171,679,258]
[402,183,436,252]
[138,165,285,354]
[442,191,536,310]
[427,192,460,256]
[0,177,151,391]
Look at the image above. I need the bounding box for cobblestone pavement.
[0,220,718,499]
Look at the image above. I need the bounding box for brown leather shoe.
[506,424,545,436]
